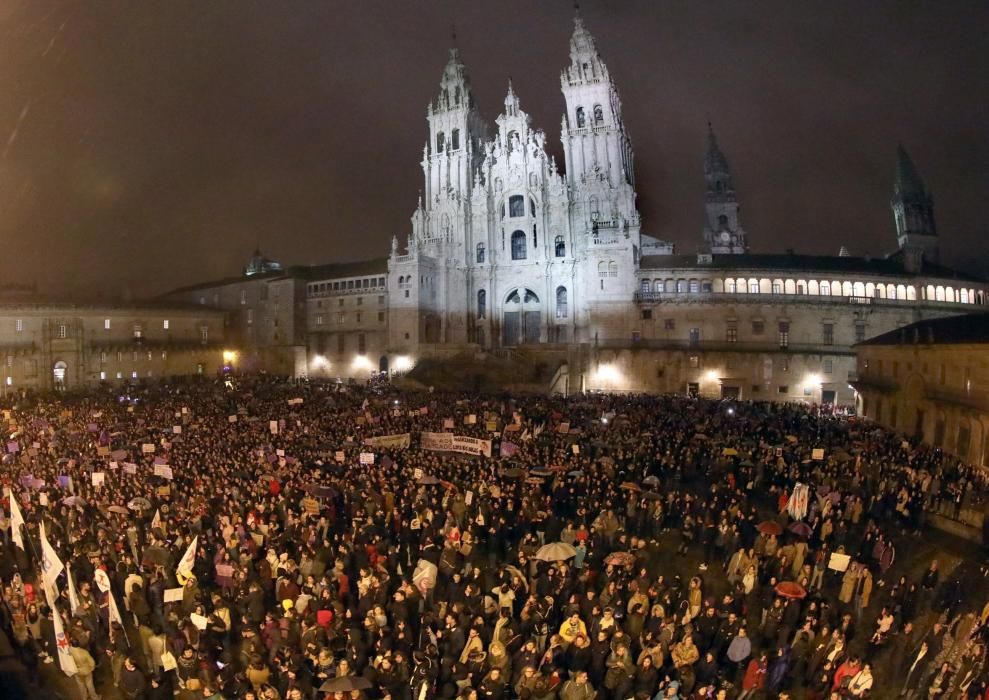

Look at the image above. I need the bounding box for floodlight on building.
[393,355,414,372]
[593,363,622,385]
[222,350,238,364]
[804,373,822,388]
[704,370,720,382]
[312,355,329,369]
[351,355,373,372]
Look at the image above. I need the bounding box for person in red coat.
[738,651,768,699]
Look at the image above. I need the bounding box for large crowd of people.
[1,376,988,700]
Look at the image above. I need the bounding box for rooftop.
[857,313,989,347]
[639,251,984,283]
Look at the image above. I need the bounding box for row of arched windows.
[475,287,569,319]
[435,128,460,153]
[637,276,985,305]
[574,105,605,129]
[476,236,566,263]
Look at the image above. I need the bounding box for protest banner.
[363,433,411,449]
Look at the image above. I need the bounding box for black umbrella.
[319,676,373,693]
[302,484,338,498]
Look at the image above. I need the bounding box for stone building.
[158,13,986,404]
[854,313,989,467]
[0,287,226,393]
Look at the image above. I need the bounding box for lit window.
[778,322,790,349]
[100,352,107,363]
[133,325,143,339]
[163,319,169,330]
[104,318,111,330]
[15,319,23,332]
[161,351,167,360]
[57,324,67,339]
[131,371,138,379]
[748,281,759,294]
[99,371,106,381]
[609,262,618,278]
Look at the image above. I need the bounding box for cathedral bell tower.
[417,45,487,245]
[703,124,747,254]
[559,12,634,193]
[891,145,938,264]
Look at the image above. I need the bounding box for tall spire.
[895,144,926,195]
[891,145,937,262]
[703,124,746,254]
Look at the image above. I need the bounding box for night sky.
[0,0,986,299]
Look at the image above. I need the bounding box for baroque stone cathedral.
[387,13,660,349]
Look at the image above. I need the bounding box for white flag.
[94,568,124,627]
[66,566,80,615]
[39,522,64,603]
[52,606,78,676]
[176,535,198,578]
[8,492,25,551]
[151,508,162,531]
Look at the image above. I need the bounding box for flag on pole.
[8,492,25,550]
[52,606,78,676]
[151,508,161,530]
[93,568,125,638]
[66,565,80,615]
[39,522,64,603]
[176,535,198,578]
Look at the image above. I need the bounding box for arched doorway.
[53,360,67,390]
[503,288,541,346]
[379,355,389,374]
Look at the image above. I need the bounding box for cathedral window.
[511,231,527,260]
[598,262,608,278]
[556,287,568,318]
[452,129,460,150]
[509,195,525,218]
[555,235,566,258]
[608,261,618,278]
[436,132,445,152]
[593,105,603,124]
[718,214,729,230]
[477,290,486,319]
[476,243,486,263]
[576,107,586,128]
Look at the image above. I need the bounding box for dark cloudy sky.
[0,0,986,299]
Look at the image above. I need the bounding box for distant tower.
[703,125,747,254]
[891,145,938,263]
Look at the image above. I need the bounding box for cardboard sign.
[97,446,110,456]
[153,465,173,480]
[334,451,345,463]
[158,485,171,496]
[123,463,138,475]
[172,426,182,435]
[164,588,184,603]
[190,613,208,630]
[359,452,375,465]
[828,553,851,572]
[443,419,455,430]
[287,398,304,406]
[269,421,278,435]
[464,414,476,425]
[276,449,285,457]
[92,472,105,487]
[228,415,237,423]
[811,448,825,460]
[465,491,473,506]
[142,443,155,454]
[572,444,580,455]
[302,497,320,515]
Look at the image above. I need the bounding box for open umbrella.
[641,491,661,501]
[417,475,440,485]
[530,468,553,477]
[525,477,545,485]
[500,468,524,479]
[127,497,151,511]
[619,482,641,492]
[62,496,86,507]
[775,581,807,599]
[412,559,438,591]
[535,542,577,562]
[757,520,783,537]
[567,470,584,477]
[787,521,813,539]
[107,505,130,515]
[642,475,660,488]
[319,676,373,693]
[722,447,738,456]
[301,484,338,498]
[692,433,709,441]
[604,551,635,567]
